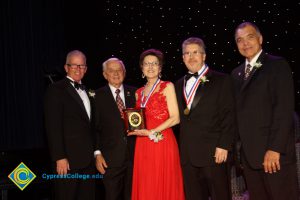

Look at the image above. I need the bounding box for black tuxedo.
[175,70,235,200]
[95,84,136,200]
[176,70,235,166]
[44,77,95,200]
[231,51,298,199]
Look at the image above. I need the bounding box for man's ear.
[259,35,263,45]
[203,53,206,62]
[103,71,107,80]
[64,65,69,73]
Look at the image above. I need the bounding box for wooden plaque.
[123,108,146,131]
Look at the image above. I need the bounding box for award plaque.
[123,108,146,131]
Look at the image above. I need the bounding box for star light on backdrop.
[65,0,300,110]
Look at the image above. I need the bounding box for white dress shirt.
[67,76,91,119]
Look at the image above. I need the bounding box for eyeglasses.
[183,50,205,57]
[67,64,87,69]
[143,62,159,67]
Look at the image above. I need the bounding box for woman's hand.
[127,129,151,136]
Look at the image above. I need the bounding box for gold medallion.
[128,112,142,127]
[183,108,190,115]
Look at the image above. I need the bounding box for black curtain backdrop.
[0,0,65,150]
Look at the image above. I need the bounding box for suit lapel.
[190,85,203,112]
[177,78,186,112]
[189,70,212,113]
[178,71,211,116]
[104,85,118,108]
[104,85,125,119]
[124,85,135,108]
[241,66,257,91]
[64,78,90,121]
[241,52,266,91]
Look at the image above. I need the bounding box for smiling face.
[182,43,206,73]
[235,24,263,61]
[64,53,87,82]
[103,60,125,88]
[141,55,161,80]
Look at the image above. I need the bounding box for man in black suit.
[44,50,95,200]
[231,22,298,200]
[175,37,235,200]
[94,58,136,200]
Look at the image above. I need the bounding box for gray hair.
[234,21,262,40]
[182,37,206,54]
[102,57,126,72]
[65,50,86,64]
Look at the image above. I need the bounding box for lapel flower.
[200,75,209,85]
[126,91,131,97]
[253,61,262,69]
[88,90,95,98]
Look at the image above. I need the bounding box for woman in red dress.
[128,49,185,200]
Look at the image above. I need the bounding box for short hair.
[139,48,164,69]
[182,37,206,54]
[65,50,86,64]
[234,21,262,39]
[102,57,126,72]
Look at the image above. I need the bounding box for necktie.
[115,89,125,118]
[185,72,199,81]
[70,80,85,90]
[244,64,251,80]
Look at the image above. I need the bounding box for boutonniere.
[126,91,131,97]
[200,75,209,85]
[88,90,95,98]
[253,61,262,69]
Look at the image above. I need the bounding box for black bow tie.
[70,80,85,90]
[185,72,199,81]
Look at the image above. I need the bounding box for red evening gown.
[131,81,185,200]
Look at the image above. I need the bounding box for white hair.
[102,57,126,72]
[66,50,86,64]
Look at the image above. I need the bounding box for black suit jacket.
[175,70,235,167]
[44,77,94,169]
[231,51,296,169]
[94,84,136,167]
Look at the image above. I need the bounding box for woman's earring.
[142,73,145,78]
[159,73,162,78]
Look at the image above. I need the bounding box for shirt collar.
[246,49,263,67]
[66,76,82,84]
[188,64,206,75]
[109,84,124,94]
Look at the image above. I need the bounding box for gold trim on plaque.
[128,112,142,127]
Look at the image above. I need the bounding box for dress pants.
[242,159,298,200]
[102,161,133,200]
[182,162,231,200]
[54,162,96,200]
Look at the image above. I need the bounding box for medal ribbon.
[141,78,161,108]
[183,65,209,107]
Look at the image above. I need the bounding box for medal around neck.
[141,78,160,108]
[184,108,190,115]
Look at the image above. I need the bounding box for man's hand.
[214,147,228,164]
[95,154,108,174]
[263,150,280,173]
[56,158,70,175]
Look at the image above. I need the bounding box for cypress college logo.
[8,162,36,190]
